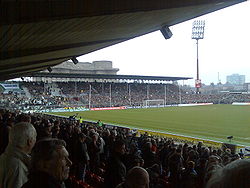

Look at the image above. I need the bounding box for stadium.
[1,1,250,188]
[1,70,250,146]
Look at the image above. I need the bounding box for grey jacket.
[0,145,31,188]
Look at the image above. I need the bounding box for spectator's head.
[212,149,217,155]
[197,142,203,148]
[206,159,250,188]
[232,154,240,161]
[113,139,126,155]
[147,164,161,179]
[151,139,156,145]
[208,155,221,165]
[176,148,182,154]
[143,142,152,151]
[217,149,222,156]
[19,114,31,123]
[54,120,60,127]
[225,148,231,155]
[31,138,72,182]
[140,159,145,167]
[187,161,195,169]
[125,166,149,188]
[78,132,87,142]
[90,132,98,143]
[9,122,37,153]
[202,147,210,157]
[6,117,15,127]
[103,129,110,137]
[199,158,208,168]
[52,125,60,137]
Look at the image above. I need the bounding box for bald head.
[125,166,149,188]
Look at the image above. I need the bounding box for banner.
[0,83,20,89]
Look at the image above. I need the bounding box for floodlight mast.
[192,20,205,94]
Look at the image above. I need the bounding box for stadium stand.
[1,0,248,187]
[1,81,250,113]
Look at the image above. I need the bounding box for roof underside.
[27,72,192,81]
[0,0,246,81]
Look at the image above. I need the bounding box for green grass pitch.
[49,104,250,146]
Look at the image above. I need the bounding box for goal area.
[143,99,165,108]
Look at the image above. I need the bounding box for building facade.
[33,60,119,82]
[226,74,245,85]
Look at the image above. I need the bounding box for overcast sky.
[78,1,250,86]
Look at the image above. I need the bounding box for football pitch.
[49,105,250,146]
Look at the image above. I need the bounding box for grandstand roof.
[0,0,246,81]
[27,72,192,82]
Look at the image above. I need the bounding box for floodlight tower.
[192,20,205,94]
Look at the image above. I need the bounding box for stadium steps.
[22,86,32,98]
[50,83,62,96]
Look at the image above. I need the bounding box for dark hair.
[31,138,66,170]
[78,132,87,139]
[114,139,125,149]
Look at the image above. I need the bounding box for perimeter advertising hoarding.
[91,106,126,111]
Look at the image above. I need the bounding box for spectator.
[104,140,127,188]
[72,133,89,181]
[116,166,149,188]
[124,143,142,170]
[142,141,156,168]
[19,114,31,123]
[206,159,250,188]
[181,161,198,188]
[0,122,37,188]
[204,155,223,184]
[168,148,184,188]
[146,164,161,187]
[22,138,72,188]
[0,121,11,155]
[196,158,207,188]
[1,106,249,188]
[88,133,101,173]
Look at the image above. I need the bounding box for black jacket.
[104,152,126,188]
[21,171,65,188]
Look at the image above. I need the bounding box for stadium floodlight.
[192,20,205,40]
[192,20,205,94]
[71,57,79,65]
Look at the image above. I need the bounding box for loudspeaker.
[72,57,79,65]
[160,26,173,39]
[47,67,52,72]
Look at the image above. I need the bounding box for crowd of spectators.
[1,82,250,111]
[0,109,249,188]
[0,93,71,111]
